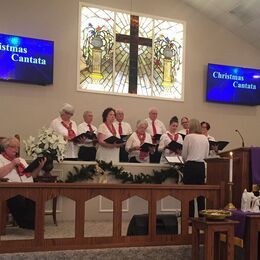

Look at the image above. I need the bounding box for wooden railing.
[0,182,225,253]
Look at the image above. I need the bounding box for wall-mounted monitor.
[206,63,260,106]
[0,33,54,86]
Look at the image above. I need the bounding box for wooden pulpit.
[205,147,252,208]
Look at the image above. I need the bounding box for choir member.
[50,103,78,160]
[114,108,132,162]
[96,107,123,163]
[181,119,209,217]
[201,121,218,157]
[201,121,215,141]
[178,116,189,137]
[145,107,166,163]
[0,137,46,229]
[158,116,183,164]
[78,111,98,161]
[125,120,154,163]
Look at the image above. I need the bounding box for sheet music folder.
[104,136,124,144]
[167,141,183,152]
[209,140,229,151]
[165,155,184,164]
[140,142,156,153]
[72,131,97,143]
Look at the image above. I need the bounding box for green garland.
[65,160,183,184]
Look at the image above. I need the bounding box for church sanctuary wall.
[1,0,260,154]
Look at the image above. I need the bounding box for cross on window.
[116,15,152,94]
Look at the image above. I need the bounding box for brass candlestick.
[224,182,237,210]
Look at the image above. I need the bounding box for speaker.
[127,214,178,236]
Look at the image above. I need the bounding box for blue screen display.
[0,33,54,85]
[206,63,260,106]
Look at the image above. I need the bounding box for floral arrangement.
[23,127,66,162]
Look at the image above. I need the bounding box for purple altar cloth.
[251,147,260,184]
[228,210,260,239]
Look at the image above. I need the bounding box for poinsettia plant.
[23,127,66,162]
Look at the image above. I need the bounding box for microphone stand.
[235,130,245,148]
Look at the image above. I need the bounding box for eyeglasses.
[8,145,19,149]
[65,111,73,116]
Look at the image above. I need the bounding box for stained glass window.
[79,5,185,100]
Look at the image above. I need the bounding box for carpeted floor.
[0,221,195,260]
[0,245,193,260]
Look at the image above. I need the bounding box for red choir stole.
[152,121,157,144]
[2,152,30,178]
[105,122,117,136]
[167,132,179,142]
[61,121,76,141]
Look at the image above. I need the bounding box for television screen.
[0,33,54,86]
[206,63,260,106]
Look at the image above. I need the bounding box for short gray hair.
[136,120,148,128]
[148,107,158,114]
[1,137,20,150]
[189,119,202,134]
[83,110,92,118]
[59,103,74,116]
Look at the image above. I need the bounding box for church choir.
[45,103,221,164]
[0,103,219,228]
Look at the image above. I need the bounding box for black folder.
[209,140,229,151]
[72,131,97,143]
[167,141,183,152]
[104,136,124,144]
[179,133,186,140]
[140,142,156,153]
[23,157,42,173]
[152,134,162,141]
[120,135,129,142]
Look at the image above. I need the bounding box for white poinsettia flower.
[23,128,66,162]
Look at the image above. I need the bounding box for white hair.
[148,107,158,113]
[59,103,74,115]
[136,119,148,128]
[1,137,19,150]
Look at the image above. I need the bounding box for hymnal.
[209,140,229,151]
[72,131,97,143]
[165,155,184,164]
[140,142,156,153]
[167,141,183,152]
[104,136,124,144]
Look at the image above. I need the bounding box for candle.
[229,152,233,182]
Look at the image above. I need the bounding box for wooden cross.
[116,15,152,94]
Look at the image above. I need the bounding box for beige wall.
[1,0,260,157]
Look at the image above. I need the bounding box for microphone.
[235,129,245,148]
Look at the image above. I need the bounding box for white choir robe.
[158,131,183,164]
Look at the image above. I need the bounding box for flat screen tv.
[206,63,260,106]
[0,33,54,86]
